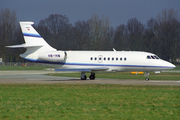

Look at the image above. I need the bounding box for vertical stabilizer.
[19,21,55,50]
[7,21,56,60]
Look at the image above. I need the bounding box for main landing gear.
[81,72,95,80]
[81,72,87,80]
[145,72,150,81]
[89,72,95,80]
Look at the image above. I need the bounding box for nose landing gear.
[145,72,150,81]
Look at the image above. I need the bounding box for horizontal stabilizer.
[6,44,43,48]
[55,67,109,72]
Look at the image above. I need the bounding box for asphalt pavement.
[0,70,180,85]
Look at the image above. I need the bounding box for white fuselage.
[34,50,175,72]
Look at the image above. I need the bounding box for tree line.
[0,8,180,64]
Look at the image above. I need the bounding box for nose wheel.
[145,72,150,81]
[145,77,149,81]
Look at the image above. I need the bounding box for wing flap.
[55,67,109,72]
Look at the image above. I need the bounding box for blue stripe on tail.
[23,33,42,38]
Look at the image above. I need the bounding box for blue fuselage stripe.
[24,58,174,69]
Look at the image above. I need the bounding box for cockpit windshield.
[151,56,155,59]
[147,56,151,59]
[147,55,160,59]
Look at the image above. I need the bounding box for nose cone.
[163,61,176,69]
[169,62,176,69]
[154,60,176,70]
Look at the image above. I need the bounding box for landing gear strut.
[145,72,149,81]
[81,72,87,80]
[89,72,95,80]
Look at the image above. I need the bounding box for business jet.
[7,21,175,81]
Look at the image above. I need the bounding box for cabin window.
[112,57,114,61]
[104,57,106,60]
[116,58,118,61]
[120,58,122,61]
[95,57,97,60]
[124,58,127,61]
[90,57,93,60]
[108,57,110,61]
[99,57,101,60]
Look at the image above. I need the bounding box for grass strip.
[0,84,180,119]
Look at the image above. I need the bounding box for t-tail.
[7,21,57,61]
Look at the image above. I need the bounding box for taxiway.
[0,70,180,85]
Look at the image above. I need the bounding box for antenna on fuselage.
[113,48,116,51]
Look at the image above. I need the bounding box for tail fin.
[7,21,56,60]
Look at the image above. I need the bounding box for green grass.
[48,72,180,80]
[0,84,179,119]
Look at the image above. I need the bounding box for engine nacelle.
[38,51,67,62]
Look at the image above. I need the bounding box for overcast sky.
[1,0,180,27]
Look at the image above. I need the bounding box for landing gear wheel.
[89,72,95,80]
[89,75,95,80]
[145,77,149,81]
[81,75,87,80]
[81,72,87,80]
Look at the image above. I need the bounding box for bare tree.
[73,20,90,50]
[0,8,17,61]
[126,18,145,50]
[38,14,72,50]
[88,14,110,50]
[157,8,180,61]
[113,24,128,50]
[143,18,159,53]
[103,26,114,50]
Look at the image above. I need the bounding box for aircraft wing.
[54,67,109,72]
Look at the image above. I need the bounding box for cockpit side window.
[154,56,160,59]
[147,56,151,59]
[151,56,155,59]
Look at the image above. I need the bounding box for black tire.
[145,77,149,81]
[81,75,87,80]
[89,75,95,80]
